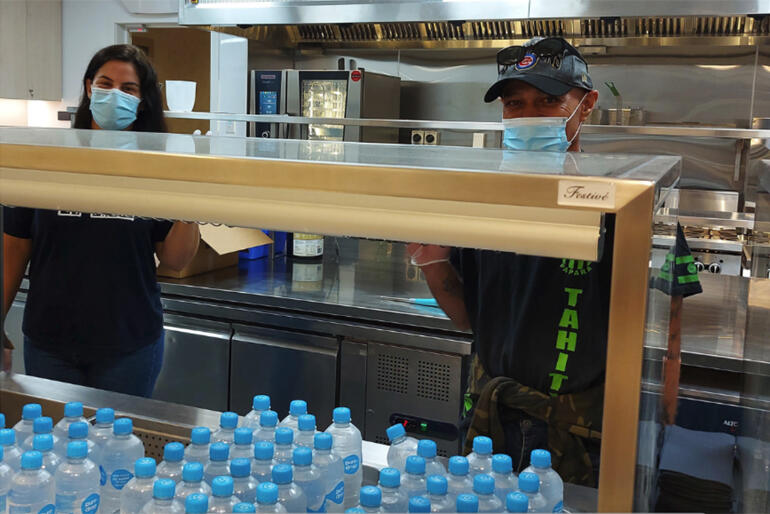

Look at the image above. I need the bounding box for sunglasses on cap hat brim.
[496,38,585,75]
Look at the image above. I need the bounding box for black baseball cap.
[484,37,594,102]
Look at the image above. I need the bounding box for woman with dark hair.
[2,44,200,397]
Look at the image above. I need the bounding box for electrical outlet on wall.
[423,130,439,145]
[411,130,424,144]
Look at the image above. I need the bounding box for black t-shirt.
[453,233,612,395]
[3,207,172,355]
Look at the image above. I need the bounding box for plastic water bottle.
[54,402,88,442]
[491,455,517,503]
[13,403,42,445]
[296,414,317,448]
[426,475,453,513]
[140,478,183,513]
[521,451,562,513]
[9,451,55,513]
[273,428,294,465]
[231,458,258,504]
[280,400,307,431]
[417,440,446,477]
[272,464,306,513]
[0,447,15,513]
[59,422,99,464]
[185,427,211,466]
[358,485,382,513]
[467,437,493,477]
[255,482,287,513]
[402,456,427,499]
[175,462,211,503]
[209,476,242,513]
[378,468,407,513]
[184,492,208,514]
[505,492,529,513]
[91,408,116,449]
[292,446,324,512]
[516,473,546,514]
[457,494,479,513]
[313,433,344,513]
[234,502,257,512]
[473,474,503,513]
[33,434,62,474]
[119,457,156,514]
[204,442,231,486]
[325,407,362,509]
[385,424,418,472]
[244,395,271,431]
[101,418,146,513]
[213,412,239,445]
[22,417,58,453]
[0,428,23,472]
[231,428,255,461]
[252,442,276,484]
[157,442,186,483]
[408,496,431,513]
[255,411,279,444]
[54,441,100,514]
[446,456,473,504]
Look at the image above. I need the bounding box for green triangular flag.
[653,223,703,298]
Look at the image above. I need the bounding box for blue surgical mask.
[502,93,587,152]
[89,86,141,130]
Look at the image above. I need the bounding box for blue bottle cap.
[448,456,469,476]
[333,407,351,424]
[33,417,53,434]
[182,462,204,482]
[185,493,208,514]
[506,492,529,513]
[135,457,157,478]
[95,408,115,424]
[33,434,53,452]
[298,414,316,432]
[22,403,42,421]
[164,442,185,462]
[427,475,448,495]
[456,494,479,513]
[379,467,401,488]
[234,427,253,446]
[0,413,4,428]
[67,441,88,459]
[530,449,551,469]
[345,509,365,513]
[408,496,431,513]
[253,395,270,411]
[69,421,89,439]
[254,441,274,461]
[64,402,83,418]
[518,472,540,493]
[289,400,307,417]
[271,463,292,485]
[0,429,14,445]
[154,478,176,499]
[473,474,495,495]
[293,446,312,466]
[257,482,279,504]
[275,427,293,445]
[230,458,251,478]
[21,451,43,470]
[417,439,437,459]
[209,442,230,461]
[220,412,238,429]
[212,476,234,497]
[405,455,426,475]
[492,454,513,474]
[360,486,382,508]
[233,502,256,512]
[191,427,211,445]
[314,432,332,450]
[113,418,133,436]
[386,423,405,442]
[472,436,493,455]
[260,410,278,428]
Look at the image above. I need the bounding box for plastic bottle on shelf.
[491,455,517,503]
[467,437,494,477]
[254,411,279,444]
[234,501,257,512]
[272,463,307,513]
[212,412,239,445]
[292,446,324,512]
[446,456,473,504]
[185,427,212,466]
[244,395,271,431]
[139,478,183,513]
[385,424,418,472]
[0,447,14,514]
[325,407,363,509]
[22,416,58,453]
[456,494,479,513]
[402,456,428,499]
[252,441,276,484]
[417,440,446,477]
[408,496,431,513]
[13,403,42,445]
[296,414,317,448]
[204,442,231,486]
[255,482,287,513]
[101,419,146,513]
[184,492,208,514]
[521,450,563,513]
[0,428,23,472]
[378,467,407,513]
[231,458,258,504]
[157,442,186,484]
[473,474,503,513]
[313,432,345,513]
[516,473,547,514]
[53,402,88,442]
[279,400,307,431]
[8,451,55,513]
[54,441,100,514]
[209,476,242,513]
[358,485,383,513]
[175,462,211,503]
[33,434,62,474]
[426,475,453,513]
[273,428,294,465]
[59,421,99,464]
[231,427,255,461]
[119,457,156,514]
[505,491,529,513]
[91,408,115,449]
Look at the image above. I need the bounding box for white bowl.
[166,80,196,112]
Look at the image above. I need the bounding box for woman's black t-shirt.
[3,207,172,356]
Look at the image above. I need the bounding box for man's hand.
[407,243,451,267]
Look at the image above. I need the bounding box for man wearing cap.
[409,37,606,486]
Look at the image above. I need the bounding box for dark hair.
[74,44,167,133]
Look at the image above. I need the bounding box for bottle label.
[293,234,324,257]
[110,469,134,490]
[343,455,360,474]
[82,493,100,513]
[39,505,55,514]
[328,481,344,505]
[553,501,563,513]
[99,465,107,486]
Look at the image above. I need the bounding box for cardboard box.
[157,225,273,279]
